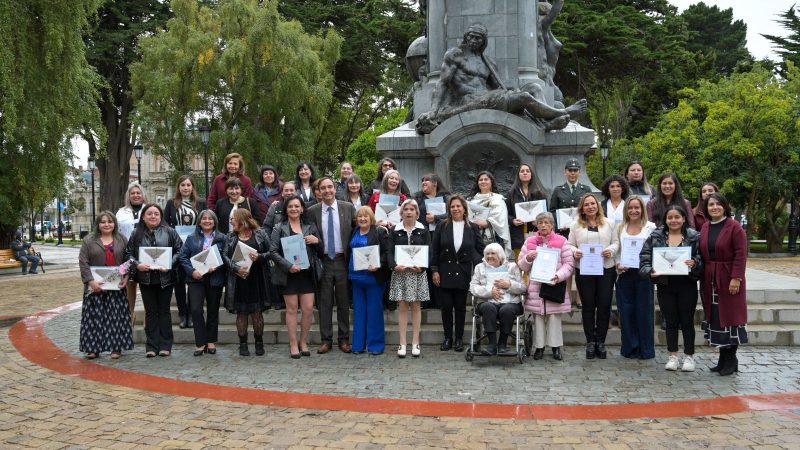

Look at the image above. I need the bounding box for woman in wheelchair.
[469,243,526,355]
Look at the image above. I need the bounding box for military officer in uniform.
[549,159,593,236]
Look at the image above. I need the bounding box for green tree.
[345,107,408,183]
[762,5,800,77]
[681,2,752,75]
[0,1,102,245]
[131,0,342,182]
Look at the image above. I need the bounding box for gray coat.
[78,234,128,293]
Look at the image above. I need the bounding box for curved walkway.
[12,302,800,421]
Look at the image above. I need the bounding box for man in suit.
[308,177,357,353]
[549,158,592,235]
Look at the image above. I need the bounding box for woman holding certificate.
[124,204,182,357]
[517,212,574,361]
[431,195,485,352]
[367,169,407,229]
[568,194,619,360]
[615,196,656,359]
[348,206,390,355]
[640,205,702,371]
[388,199,429,358]
[467,171,512,258]
[506,164,546,259]
[699,193,748,376]
[269,195,323,359]
[178,210,226,356]
[222,209,271,357]
[78,212,133,360]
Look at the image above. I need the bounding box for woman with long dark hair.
[215,177,261,234]
[647,173,695,229]
[338,173,369,208]
[623,161,654,197]
[640,204,702,371]
[78,211,133,359]
[163,175,206,329]
[206,152,253,210]
[124,204,182,357]
[693,182,719,232]
[178,210,226,356]
[253,165,283,220]
[506,163,546,258]
[467,170,512,258]
[294,161,317,208]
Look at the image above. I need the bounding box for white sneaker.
[411,344,421,357]
[665,355,680,371]
[397,345,406,358]
[681,355,696,372]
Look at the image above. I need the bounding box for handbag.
[539,280,566,303]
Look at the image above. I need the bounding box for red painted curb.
[9,302,800,421]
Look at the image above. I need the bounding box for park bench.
[0,248,45,272]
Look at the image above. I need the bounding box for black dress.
[279,230,315,295]
[232,235,267,313]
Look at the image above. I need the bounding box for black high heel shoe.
[193,346,206,357]
[206,345,217,355]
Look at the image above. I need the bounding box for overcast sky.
[668,0,795,60]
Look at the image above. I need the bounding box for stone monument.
[376,0,597,195]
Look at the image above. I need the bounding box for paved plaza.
[1,245,799,448]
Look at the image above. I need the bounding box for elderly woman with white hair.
[517,211,575,361]
[469,243,526,355]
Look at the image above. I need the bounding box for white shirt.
[606,199,625,229]
[452,220,465,253]
[321,201,343,254]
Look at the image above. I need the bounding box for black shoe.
[482,343,497,356]
[254,340,265,356]
[552,347,562,360]
[274,303,286,310]
[710,351,724,372]
[454,339,464,352]
[440,338,452,351]
[290,352,301,359]
[206,346,217,355]
[719,347,739,376]
[178,315,188,329]
[301,350,311,357]
[186,318,193,328]
[586,342,596,359]
[239,343,250,356]
[193,347,206,357]
[497,342,510,355]
[533,348,544,360]
[596,343,607,359]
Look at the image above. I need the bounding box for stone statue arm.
[541,0,564,30]
[484,55,507,91]
[429,47,462,114]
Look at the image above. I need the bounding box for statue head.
[538,1,552,15]
[462,23,488,53]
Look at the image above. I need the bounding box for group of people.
[76,153,748,376]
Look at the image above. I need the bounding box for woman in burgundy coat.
[699,193,747,376]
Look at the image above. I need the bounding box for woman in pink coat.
[518,211,574,361]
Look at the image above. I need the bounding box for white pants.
[534,313,563,349]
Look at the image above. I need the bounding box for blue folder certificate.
[281,234,310,269]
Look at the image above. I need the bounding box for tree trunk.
[96,91,134,213]
[763,201,788,253]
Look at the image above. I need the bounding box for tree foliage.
[131,0,342,183]
[345,107,408,183]
[681,2,752,76]
[0,0,102,245]
[762,5,800,77]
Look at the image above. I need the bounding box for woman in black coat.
[430,195,486,352]
[506,163,546,257]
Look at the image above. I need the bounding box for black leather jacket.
[124,225,182,287]
[639,226,702,284]
[268,221,323,286]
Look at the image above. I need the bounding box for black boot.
[586,342,596,359]
[483,332,497,356]
[596,342,607,359]
[454,338,464,352]
[719,346,739,376]
[533,348,544,360]
[440,338,452,351]
[552,347,562,360]
[710,349,725,372]
[238,335,249,356]
[254,334,265,356]
[178,315,188,329]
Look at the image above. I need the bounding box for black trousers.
[575,267,617,344]
[188,280,222,346]
[140,284,174,353]
[657,277,698,355]
[439,287,468,341]
[478,302,523,336]
[174,277,188,317]
[319,256,350,343]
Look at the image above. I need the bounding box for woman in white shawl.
[467,171,512,258]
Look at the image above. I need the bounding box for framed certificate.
[395,245,429,268]
[619,237,644,268]
[378,193,400,206]
[190,246,222,276]
[375,203,401,223]
[484,266,512,302]
[232,240,258,271]
[556,208,578,229]
[138,247,172,270]
[652,246,691,275]
[353,245,380,271]
[424,198,446,216]
[515,200,547,223]
[467,201,490,222]
[530,247,560,283]
[280,234,310,269]
[175,226,195,244]
[578,243,604,276]
[90,266,124,290]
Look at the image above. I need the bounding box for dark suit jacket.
[430,221,485,290]
[307,200,357,260]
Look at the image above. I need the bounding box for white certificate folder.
[395,245,428,268]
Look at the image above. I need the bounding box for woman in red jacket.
[699,193,748,376]
[206,153,254,210]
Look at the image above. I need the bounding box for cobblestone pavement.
[748,256,800,278]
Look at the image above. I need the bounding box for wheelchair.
[464,296,533,364]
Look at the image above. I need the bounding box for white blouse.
[452,220,465,253]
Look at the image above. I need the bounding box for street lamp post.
[788,196,798,256]
[134,144,143,184]
[199,125,211,199]
[57,196,63,245]
[88,156,96,225]
[601,143,609,180]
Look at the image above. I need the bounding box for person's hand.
[137,263,151,271]
[573,249,582,260]
[304,235,319,245]
[432,272,441,286]
[685,259,695,268]
[512,218,524,226]
[411,266,422,273]
[395,264,407,272]
[650,270,658,278]
[729,278,741,295]
[249,251,258,261]
[426,212,435,223]
[492,286,503,301]
[493,278,511,289]
[207,265,216,273]
[601,248,612,258]
[89,280,103,294]
[159,267,169,272]
[367,265,378,272]
[237,266,249,277]
[192,270,203,280]
[289,265,301,273]
[526,248,537,262]
[549,275,559,286]
[473,219,489,229]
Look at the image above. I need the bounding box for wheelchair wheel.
[523,319,533,357]
[517,347,525,364]
[465,351,474,362]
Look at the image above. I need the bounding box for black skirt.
[79,289,134,353]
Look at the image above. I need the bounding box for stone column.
[427,0,446,79]
[517,0,541,88]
